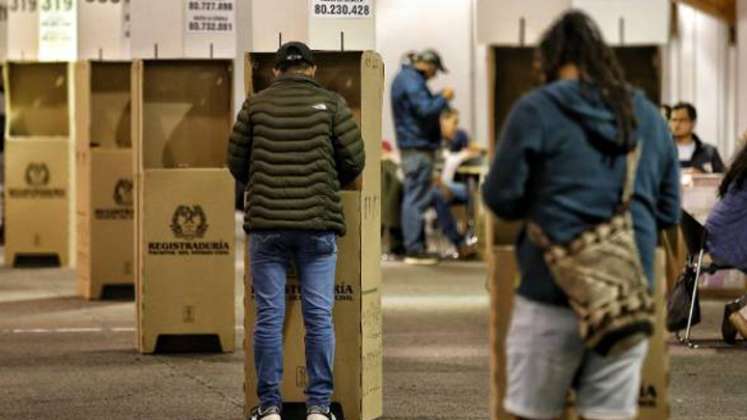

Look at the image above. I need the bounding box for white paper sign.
[311,0,372,19]
[185,0,234,33]
[38,0,77,61]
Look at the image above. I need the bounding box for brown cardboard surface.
[5,139,71,266]
[5,62,70,137]
[91,62,132,149]
[140,60,232,169]
[244,192,383,420]
[489,248,669,420]
[136,169,235,353]
[77,149,134,299]
[76,61,134,299]
[242,51,384,420]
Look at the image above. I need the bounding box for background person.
[432,108,479,258]
[390,48,454,265]
[228,42,365,420]
[705,145,747,343]
[669,102,725,174]
[482,11,680,420]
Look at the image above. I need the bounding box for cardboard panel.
[141,60,232,169]
[7,0,38,60]
[137,169,235,353]
[244,192,382,420]
[488,248,669,420]
[91,62,131,149]
[78,149,133,300]
[5,139,70,266]
[6,62,69,137]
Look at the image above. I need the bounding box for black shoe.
[722,300,743,344]
[404,252,440,266]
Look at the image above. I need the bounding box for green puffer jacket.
[227,74,365,236]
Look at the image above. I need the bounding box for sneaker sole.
[404,257,440,266]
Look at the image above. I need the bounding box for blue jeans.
[432,182,469,246]
[401,150,435,254]
[249,230,338,411]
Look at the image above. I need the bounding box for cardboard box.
[130,0,236,59]
[132,59,236,353]
[250,0,375,52]
[76,61,134,300]
[7,0,39,61]
[242,51,383,420]
[4,62,77,267]
[37,0,131,62]
[488,247,669,420]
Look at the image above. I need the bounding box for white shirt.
[678,142,696,162]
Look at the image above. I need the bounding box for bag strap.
[619,145,642,211]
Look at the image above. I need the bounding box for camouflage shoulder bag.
[527,147,654,356]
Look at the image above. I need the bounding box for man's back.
[227,75,365,236]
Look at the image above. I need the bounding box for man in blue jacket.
[390,49,453,265]
[482,11,680,420]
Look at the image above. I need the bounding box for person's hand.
[441,87,455,101]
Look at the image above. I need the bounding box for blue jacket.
[390,65,448,150]
[706,184,747,272]
[482,80,681,306]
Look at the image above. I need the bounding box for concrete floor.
[1,253,746,419]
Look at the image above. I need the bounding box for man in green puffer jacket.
[228,42,365,420]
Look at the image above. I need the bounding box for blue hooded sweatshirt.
[482,80,681,306]
[390,65,448,150]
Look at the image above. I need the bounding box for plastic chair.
[678,210,733,348]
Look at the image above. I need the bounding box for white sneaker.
[307,406,335,420]
[249,406,281,420]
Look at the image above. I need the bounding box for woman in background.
[706,145,747,343]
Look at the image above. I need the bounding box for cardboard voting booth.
[249,0,375,52]
[130,0,236,59]
[242,51,384,420]
[132,59,235,353]
[76,61,134,300]
[4,62,79,267]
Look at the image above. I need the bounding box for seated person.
[381,140,405,258]
[705,145,747,342]
[670,102,725,174]
[431,108,480,258]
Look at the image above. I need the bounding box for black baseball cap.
[275,41,315,68]
[417,49,448,73]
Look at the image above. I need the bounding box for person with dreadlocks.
[482,10,680,420]
[705,144,747,344]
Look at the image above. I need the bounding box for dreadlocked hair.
[719,144,747,198]
[538,10,637,153]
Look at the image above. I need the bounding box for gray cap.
[417,49,448,73]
